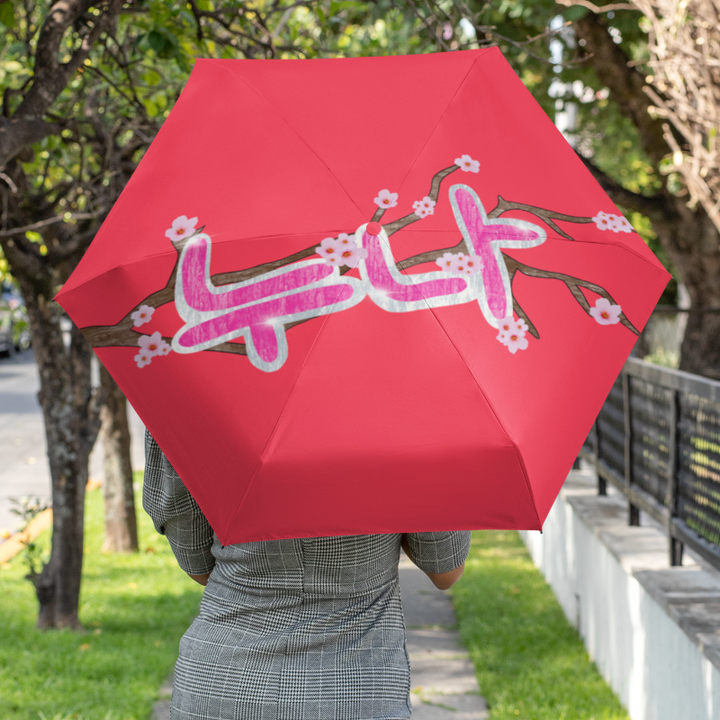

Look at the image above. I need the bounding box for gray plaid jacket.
[143,431,471,720]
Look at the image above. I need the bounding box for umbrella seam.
[393,50,492,203]
[209,61,368,226]
[223,283,357,540]
[374,229,543,529]
[419,308,542,529]
[59,229,665,309]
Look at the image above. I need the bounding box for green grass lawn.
[452,530,629,720]
[1,489,629,720]
[0,478,204,720]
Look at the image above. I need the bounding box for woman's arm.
[188,572,211,586]
[143,430,216,581]
[402,532,471,589]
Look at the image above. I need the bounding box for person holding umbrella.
[143,432,470,719]
[55,45,670,720]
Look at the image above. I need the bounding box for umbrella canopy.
[57,49,670,544]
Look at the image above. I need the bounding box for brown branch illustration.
[80,163,637,360]
[505,254,640,335]
[384,165,459,236]
[488,196,594,240]
[81,164,463,350]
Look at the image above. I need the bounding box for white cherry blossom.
[593,211,632,233]
[589,297,622,325]
[436,252,458,272]
[413,197,436,218]
[435,250,485,277]
[455,154,480,173]
[165,215,198,242]
[325,234,368,268]
[496,316,515,337]
[138,331,165,356]
[496,316,529,353]
[338,244,368,268]
[374,189,399,209]
[613,215,633,233]
[156,340,172,356]
[458,253,482,276]
[315,237,342,265]
[131,304,155,327]
[453,253,473,276]
[592,211,614,231]
[134,349,153,368]
[505,331,529,354]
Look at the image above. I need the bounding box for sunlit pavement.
[0,349,145,536]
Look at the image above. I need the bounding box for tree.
[0,0,355,628]
[569,4,720,379]
[99,365,138,552]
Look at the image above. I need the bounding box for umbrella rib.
[221,282,358,539]
[221,66,368,223]
[392,52,490,203]
[386,255,543,529]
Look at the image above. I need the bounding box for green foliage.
[644,348,679,368]
[8,496,50,579]
[453,530,629,720]
[0,1,15,30]
[0,477,204,720]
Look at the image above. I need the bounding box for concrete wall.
[520,469,720,720]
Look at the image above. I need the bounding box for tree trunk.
[99,364,138,552]
[575,13,720,379]
[663,211,720,379]
[16,273,102,629]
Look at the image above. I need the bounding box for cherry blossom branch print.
[80,155,640,372]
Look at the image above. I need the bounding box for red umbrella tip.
[366,222,383,237]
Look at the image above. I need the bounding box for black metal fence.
[580,358,720,570]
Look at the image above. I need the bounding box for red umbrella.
[57,49,670,543]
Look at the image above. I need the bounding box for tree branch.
[574,12,669,167]
[0,0,123,167]
[488,196,592,239]
[505,253,639,334]
[384,165,459,235]
[0,211,104,239]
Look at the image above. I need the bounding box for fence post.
[624,372,639,526]
[667,388,684,566]
[594,419,606,496]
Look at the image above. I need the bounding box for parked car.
[0,304,13,356]
[0,300,31,357]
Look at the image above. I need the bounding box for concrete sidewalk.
[152,557,488,719]
[400,555,489,719]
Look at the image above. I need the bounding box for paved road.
[0,349,145,535]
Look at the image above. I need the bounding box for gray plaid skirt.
[143,432,471,720]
